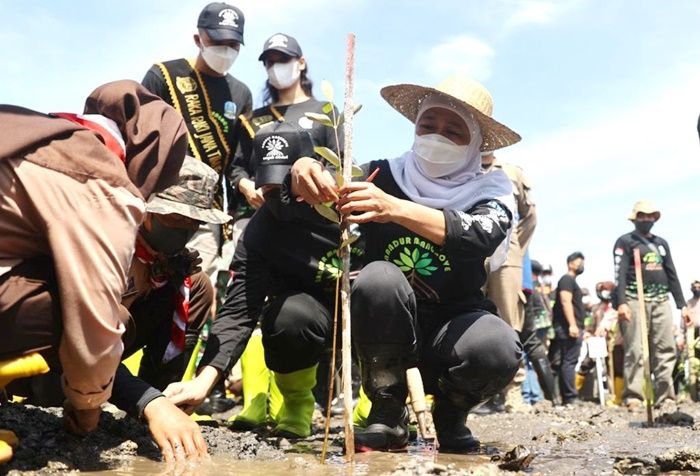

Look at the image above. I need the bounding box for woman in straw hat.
[291,75,523,452]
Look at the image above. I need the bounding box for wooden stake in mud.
[633,248,654,426]
[688,326,698,402]
[340,32,356,461]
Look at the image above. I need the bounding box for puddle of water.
[95,442,495,475]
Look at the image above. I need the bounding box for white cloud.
[501,0,582,31]
[419,35,495,81]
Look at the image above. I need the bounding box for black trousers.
[261,291,332,374]
[351,261,522,401]
[548,326,583,402]
[123,271,213,390]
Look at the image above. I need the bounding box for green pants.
[619,298,676,405]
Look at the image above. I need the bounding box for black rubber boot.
[354,357,409,452]
[434,376,482,453]
[470,391,505,415]
[531,356,558,404]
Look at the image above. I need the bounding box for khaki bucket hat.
[628,199,661,221]
[380,75,521,151]
[146,156,231,224]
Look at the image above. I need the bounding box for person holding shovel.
[291,75,524,452]
[613,200,690,411]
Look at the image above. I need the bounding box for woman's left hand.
[338,182,399,224]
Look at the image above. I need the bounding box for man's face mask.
[692,287,700,298]
[575,264,585,276]
[201,45,239,74]
[634,220,654,235]
[141,216,197,256]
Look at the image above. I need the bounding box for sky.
[2,0,699,306]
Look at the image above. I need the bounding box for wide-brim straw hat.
[628,199,661,221]
[380,75,521,151]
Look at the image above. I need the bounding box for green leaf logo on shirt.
[393,247,439,276]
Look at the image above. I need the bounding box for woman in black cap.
[230,32,342,212]
[290,76,523,452]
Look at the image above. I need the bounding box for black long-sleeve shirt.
[360,160,512,308]
[613,231,685,309]
[199,200,360,374]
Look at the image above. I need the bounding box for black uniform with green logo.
[613,231,685,309]
[351,159,522,405]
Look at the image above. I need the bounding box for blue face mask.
[141,216,197,256]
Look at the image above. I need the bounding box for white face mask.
[201,45,238,74]
[267,60,301,90]
[411,133,469,178]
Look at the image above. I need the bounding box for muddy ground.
[1,399,699,475]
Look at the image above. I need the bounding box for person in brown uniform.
[0,80,186,435]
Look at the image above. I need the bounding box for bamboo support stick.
[633,247,654,426]
[340,32,356,462]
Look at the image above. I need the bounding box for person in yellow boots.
[591,281,625,405]
[160,123,359,439]
[229,331,283,430]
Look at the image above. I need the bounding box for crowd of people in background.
[1,1,698,466]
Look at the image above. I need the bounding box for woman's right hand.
[290,157,338,205]
[239,178,266,209]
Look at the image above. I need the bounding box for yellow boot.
[575,373,586,392]
[268,372,283,423]
[353,386,372,427]
[614,377,624,406]
[273,365,317,438]
[230,333,271,430]
[0,353,49,464]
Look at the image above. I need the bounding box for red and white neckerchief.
[50,112,127,163]
[134,241,192,364]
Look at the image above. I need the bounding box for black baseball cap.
[252,122,314,187]
[258,33,303,61]
[198,3,245,45]
[566,251,585,263]
[531,259,543,275]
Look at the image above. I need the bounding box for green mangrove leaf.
[322,102,333,115]
[305,112,334,127]
[314,146,341,168]
[314,203,340,223]
[351,165,364,177]
[321,80,334,102]
[340,233,359,249]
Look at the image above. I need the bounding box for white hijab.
[388,96,515,270]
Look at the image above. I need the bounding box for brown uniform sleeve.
[13,160,144,409]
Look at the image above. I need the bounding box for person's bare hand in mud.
[337,181,400,224]
[238,178,265,209]
[163,366,220,414]
[290,157,338,205]
[63,400,100,435]
[617,303,632,321]
[143,396,208,461]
